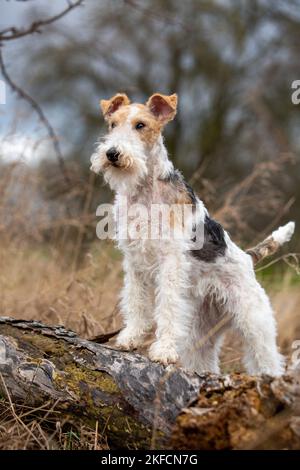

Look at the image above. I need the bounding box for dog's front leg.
[116,256,153,350]
[149,249,193,365]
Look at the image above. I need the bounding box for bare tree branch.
[0,1,85,184]
[0,48,70,184]
[0,0,84,41]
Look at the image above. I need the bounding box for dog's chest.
[115,180,172,268]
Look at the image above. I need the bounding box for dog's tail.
[246,221,295,265]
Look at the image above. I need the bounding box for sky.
[0,0,85,164]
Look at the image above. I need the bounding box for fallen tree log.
[0,317,300,450]
[0,316,204,449]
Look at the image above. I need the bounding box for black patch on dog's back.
[191,215,227,262]
[183,180,197,206]
[162,169,181,184]
[160,170,226,261]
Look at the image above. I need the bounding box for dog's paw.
[148,341,179,365]
[115,330,142,351]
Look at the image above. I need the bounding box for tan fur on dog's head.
[100,93,131,120]
[98,92,177,148]
[91,92,177,193]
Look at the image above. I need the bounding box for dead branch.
[0,1,84,185]
[0,1,84,41]
[0,48,70,185]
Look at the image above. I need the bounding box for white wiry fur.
[272,221,295,245]
[91,103,291,377]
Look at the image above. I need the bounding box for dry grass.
[0,392,109,450]
[0,239,123,338]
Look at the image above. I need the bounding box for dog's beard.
[91,148,147,194]
[110,154,134,170]
[105,158,147,194]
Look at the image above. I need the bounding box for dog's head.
[90,92,177,193]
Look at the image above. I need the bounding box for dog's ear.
[146,93,177,123]
[100,93,131,119]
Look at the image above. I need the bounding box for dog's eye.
[135,122,145,130]
[111,122,117,129]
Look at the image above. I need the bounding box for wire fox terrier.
[90,92,295,377]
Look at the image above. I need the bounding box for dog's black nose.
[106,147,120,163]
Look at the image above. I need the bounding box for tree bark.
[1,317,300,450]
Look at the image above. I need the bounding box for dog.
[90,92,295,376]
